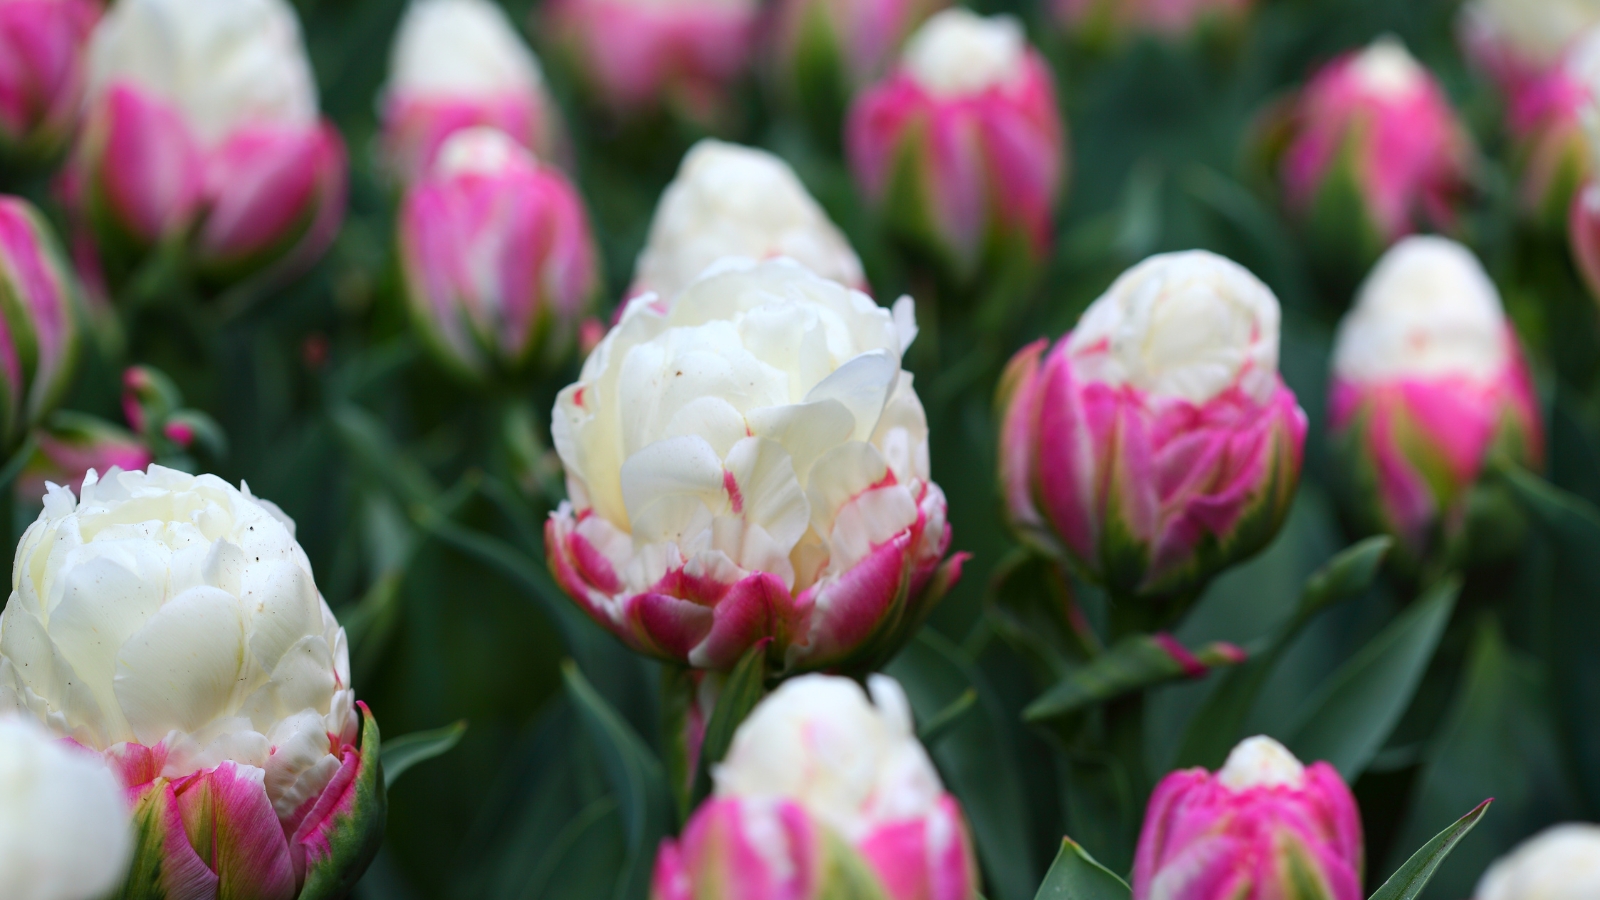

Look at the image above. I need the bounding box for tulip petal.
[123,779,221,900]
[292,702,385,900]
[114,586,250,746]
[174,762,297,900]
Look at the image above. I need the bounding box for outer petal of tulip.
[289,703,385,900]
[75,82,205,251]
[0,0,99,162]
[0,196,80,451]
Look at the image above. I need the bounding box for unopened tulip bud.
[1475,824,1600,900]
[1329,237,1542,567]
[400,126,600,381]
[382,0,562,184]
[0,197,81,452]
[1134,736,1364,900]
[16,412,151,502]
[0,0,98,163]
[547,260,963,673]
[1054,0,1254,44]
[770,0,948,128]
[847,9,1065,287]
[0,715,133,900]
[999,251,1305,612]
[0,466,385,898]
[631,139,865,301]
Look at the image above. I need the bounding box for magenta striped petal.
[83,82,204,245]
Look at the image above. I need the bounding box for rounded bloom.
[769,0,948,124]
[1269,37,1473,262]
[381,0,561,184]
[546,259,962,673]
[847,9,1065,286]
[544,0,761,122]
[1134,736,1363,900]
[0,465,384,899]
[0,714,133,900]
[1329,237,1542,567]
[998,251,1305,608]
[399,126,599,381]
[1054,0,1254,43]
[70,0,346,291]
[1475,824,1600,900]
[0,0,99,163]
[0,196,81,453]
[631,139,865,301]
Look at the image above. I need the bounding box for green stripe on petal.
[295,704,386,900]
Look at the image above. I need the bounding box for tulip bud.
[1329,237,1542,568]
[631,139,865,301]
[400,126,600,381]
[72,0,346,291]
[1054,0,1254,44]
[543,0,761,122]
[769,0,947,130]
[0,196,81,452]
[0,0,99,163]
[381,0,561,184]
[1459,0,1600,81]
[847,9,1065,289]
[0,465,384,898]
[547,259,963,673]
[1268,37,1473,265]
[998,251,1305,612]
[1133,736,1364,900]
[16,411,152,502]
[1475,824,1600,900]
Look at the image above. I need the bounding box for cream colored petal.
[114,586,249,746]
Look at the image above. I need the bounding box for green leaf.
[685,640,770,810]
[382,720,467,790]
[1368,799,1493,900]
[1287,577,1460,780]
[1025,634,1247,723]
[1032,838,1131,900]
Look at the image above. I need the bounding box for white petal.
[242,560,319,673]
[745,399,855,484]
[804,350,896,443]
[114,586,249,746]
[805,442,891,538]
[723,437,809,552]
[620,435,726,540]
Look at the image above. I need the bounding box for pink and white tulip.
[1328,237,1542,568]
[0,466,385,899]
[381,0,561,184]
[1134,736,1364,900]
[547,259,962,674]
[15,411,151,502]
[0,0,99,163]
[998,251,1305,608]
[0,196,81,452]
[69,0,346,291]
[1053,0,1255,43]
[769,0,948,121]
[1475,824,1600,900]
[1459,0,1600,86]
[847,9,1065,286]
[631,139,865,301]
[399,127,599,381]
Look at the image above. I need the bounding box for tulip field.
[6,0,1600,897]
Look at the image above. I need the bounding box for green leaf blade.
[1033,838,1131,900]
[1368,799,1493,900]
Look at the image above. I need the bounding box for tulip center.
[1217,736,1306,791]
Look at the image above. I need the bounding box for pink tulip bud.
[399,127,599,380]
[998,251,1305,608]
[1272,38,1473,261]
[0,0,99,163]
[544,0,761,122]
[0,196,80,450]
[847,9,1065,286]
[1329,237,1542,567]
[1054,0,1254,43]
[16,412,152,502]
[1134,736,1364,900]
[770,0,948,118]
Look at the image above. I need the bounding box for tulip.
[631,139,865,301]
[543,0,761,123]
[0,0,99,163]
[70,0,346,292]
[846,9,1065,289]
[0,196,81,453]
[998,251,1305,614]
[1133,736,1364,900]
[1459,0,1600,82]
[1475,824,1600,900]
[1328,237,1542,568]
[769,0,948,128]
[15,411,151,502]
[399,126,600,381]
[0,465,384,899]
[381,0,561,184]
[546,259,963,673]
[1053,0,1254,43]
[1268,37,1473,264]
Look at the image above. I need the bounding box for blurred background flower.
[1474,824,1600,900]
[0,0,98,166]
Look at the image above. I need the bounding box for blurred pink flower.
[0,0,99,162]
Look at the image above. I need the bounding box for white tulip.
[1464,0,1600,69]
[1215,735,1307,791]
[0,465,355,821]
[385,0,546,103]
[1349,36,1430,99]
[632,140,865,300]
[901,9,1027,97]
[1064,250,1282,406]
[1476,824,1600,900]
[0,715,132,900]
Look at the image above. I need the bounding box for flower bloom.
[1270,37,1473,261]
[0,466,384,899]
[631,139,865,301]
[769,0,947,121]
[543,0,761,122]
[0,714,133,900]
[847,9,1065,286]
[69,0,346,292]
[0,196,80,452]
[1133,736,1364,900]
[1329,236,1542,567]
[381,0,561,184]
[0,0,99,163]
[1475,824,1600,900]
[399,126,599,380]
[1054,0,1254,43]
[998,251,1305,608]
[655,674,979,900]
[16,411,152,502]
[547,259,962,673]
